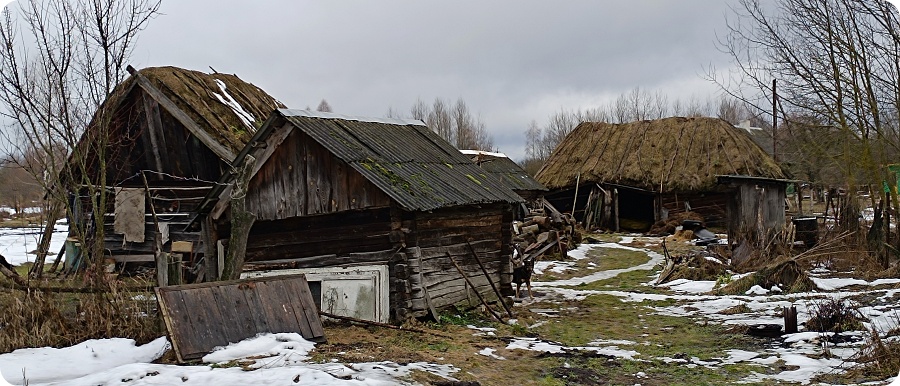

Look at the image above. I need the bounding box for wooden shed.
[535,117,786,231]
[197,110,523,323]
[717,175,793,264]
[460,150,547,202]
[63,65,283,277]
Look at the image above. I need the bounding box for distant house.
[460,150,547,202]
[65,66,283,271]
[197,110,524,323]
[535,117,787,232]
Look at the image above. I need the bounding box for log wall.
[405,204,513,318]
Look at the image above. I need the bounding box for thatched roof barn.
[535,117,787,231]
[66,65,283,275]
[201,110,523,323]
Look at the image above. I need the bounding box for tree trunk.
[29,198,63,278]
[220,155,257,280]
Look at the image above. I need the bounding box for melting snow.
[212,79,256,130]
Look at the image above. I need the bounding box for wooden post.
[155,232,168,287]
[221,155,258,280]
[571,173,581,217]
[202,217,218,282]
[168,253,183,286]
[783,305,798,334]
[613,188,620,232]
[447,252,504,323]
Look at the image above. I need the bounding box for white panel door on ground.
[320,278,377,321]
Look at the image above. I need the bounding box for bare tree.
[409,98,428,121]
[713,0,900,265]
[316,99,332,112]
[427,98,453,143]
[0,0,161,278]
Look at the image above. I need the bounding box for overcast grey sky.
[0,1,803,159]
[112,0,750,160]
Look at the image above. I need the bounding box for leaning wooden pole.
[447,252,504,323]
[466,240,513,318]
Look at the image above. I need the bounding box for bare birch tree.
[0,0,161,279]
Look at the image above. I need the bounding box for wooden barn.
[62,65,283,276]
[535,117,787,232]
[460,150,547,202]
[196,110,523,323]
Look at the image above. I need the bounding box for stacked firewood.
[512,204,579,260]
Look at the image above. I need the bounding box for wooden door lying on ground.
[156,274,325,362]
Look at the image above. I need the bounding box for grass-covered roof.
[535,117,785,192]
[130,66,285,156]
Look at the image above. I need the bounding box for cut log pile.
[512,200,580,261]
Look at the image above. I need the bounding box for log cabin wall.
[245,126,393,221]
[406,204,513,317]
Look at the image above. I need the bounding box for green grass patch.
[533,246,654,283]
[530,293,763,385]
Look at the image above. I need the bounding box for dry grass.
[805,298,866,333]
[0,279,161,352]
[717,260,815,295]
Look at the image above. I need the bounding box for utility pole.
[772,79,778,163]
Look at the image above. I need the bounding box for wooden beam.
[141,93,167,174]
[111,254,156,263]
[126,65,236,164]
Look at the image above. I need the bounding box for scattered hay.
[658,251,728,284]
[717,260,815,295]
[649,211,705,235]
[719,303,752,315]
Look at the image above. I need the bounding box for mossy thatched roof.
[129,66,285,156]
[535,117,785,192]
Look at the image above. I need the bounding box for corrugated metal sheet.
[278,109,522,211]
[463,151,547,192]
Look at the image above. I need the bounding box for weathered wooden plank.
[155,288,194,362]
[273,280,313,338]
[242,284,272,334]
[254,281,293,333]
[245,238,394,262]
[110,254,156,263]
[156,275,325,362]
[284,278,324,338]
[223,283,256,341]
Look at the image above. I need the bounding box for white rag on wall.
[114,188,145,243]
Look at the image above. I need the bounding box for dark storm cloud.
[130,1,740,158]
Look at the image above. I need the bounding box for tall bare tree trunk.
[220,156,257,280]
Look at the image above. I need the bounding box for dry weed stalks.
[0,279,160,352]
